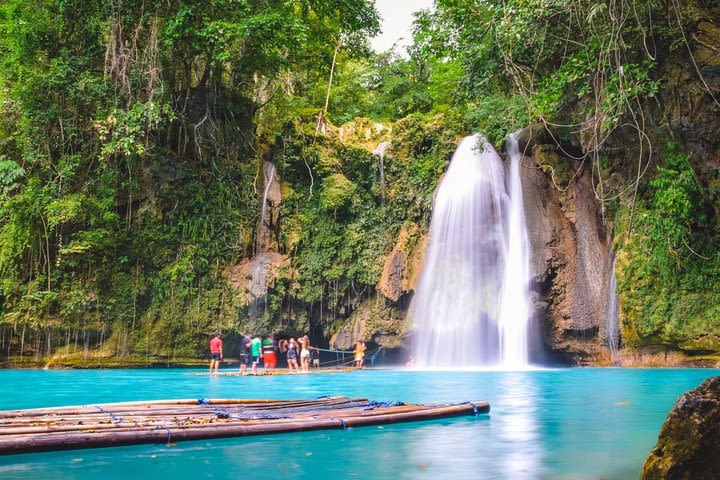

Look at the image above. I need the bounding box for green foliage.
[0,0,713,361]
[320,173,358,212]
[276,114,459,325]
[616,145,720,350]
[0,0,381,358]
[463,95,529,146]
[0,159,25,193]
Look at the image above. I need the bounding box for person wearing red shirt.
[209,332,223,375]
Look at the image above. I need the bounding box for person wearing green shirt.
[251,336,262,373]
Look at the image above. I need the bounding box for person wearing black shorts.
[239,332,252,374]
[209,332,223,375]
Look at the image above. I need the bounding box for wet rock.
[257,145,282,253]
[224,252,290,304]
[519,137,615,363]
[378,223,427,302]
[330,297,409,350]
[641,376,720,480]
[616,347,720,367]
[514,124,551,154]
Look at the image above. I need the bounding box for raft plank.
[0,397,354,418]
[0,397,490,455]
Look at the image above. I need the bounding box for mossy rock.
[641,377,720,480]
[679,334,720,353]
[532,144,574,189]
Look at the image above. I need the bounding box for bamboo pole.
[0,397,358,418]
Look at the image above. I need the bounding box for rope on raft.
[314,347,354,354]
[154,424,173,445]
[196,398,408,420]
[93,405,138,426]
[333,418,350,430]
[414,400,487,415]
[197,398,290,420]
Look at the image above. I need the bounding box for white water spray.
[411,134,533,368]
[499,134,532,368]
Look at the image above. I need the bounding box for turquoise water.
[0,368,717,479]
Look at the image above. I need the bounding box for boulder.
[641,376,720,480]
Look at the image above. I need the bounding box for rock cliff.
[519,135,616,364]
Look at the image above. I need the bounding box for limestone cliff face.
[519,137,616,364]
[329,297,409,350]
[257,145,282,253]
[378,223,427,302]
[330,223,426,350]
[225,142,287,308]
[224,252,290,305]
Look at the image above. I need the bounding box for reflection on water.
[0,368,717,480]
[497,373,542,478]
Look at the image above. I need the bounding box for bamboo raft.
[0,396,490,455]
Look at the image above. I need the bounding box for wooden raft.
[0,396,490,455]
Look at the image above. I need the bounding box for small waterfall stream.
[373,141,390,200]
[606,258,621,359]
[411,134,533,368]
[248,160,277,321]
[257,160,276,254]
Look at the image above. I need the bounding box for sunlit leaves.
[0,159,25,193]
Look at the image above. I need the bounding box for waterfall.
[373,141,390,200]
[606,258,620,359]
[411,134,533,368]
[257,160,276,254]
[247,160,278,322]
[499,133,532,367]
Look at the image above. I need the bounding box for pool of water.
[0,368,716,479]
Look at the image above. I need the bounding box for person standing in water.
[286,338,299,372]
[299,334,311,373]
[239,332,252,374]
[251,335,263,374]
[209,332,223,375]
[262,334,278,371]
[354,341,366,368]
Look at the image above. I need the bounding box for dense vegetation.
[0,0,718,363]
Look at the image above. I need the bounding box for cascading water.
[606,258,621,359]
[257,160,276,254]
[411,133,533,368]
[373,141,390,200]
[249,160,277,321]
[499,133,533,368]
